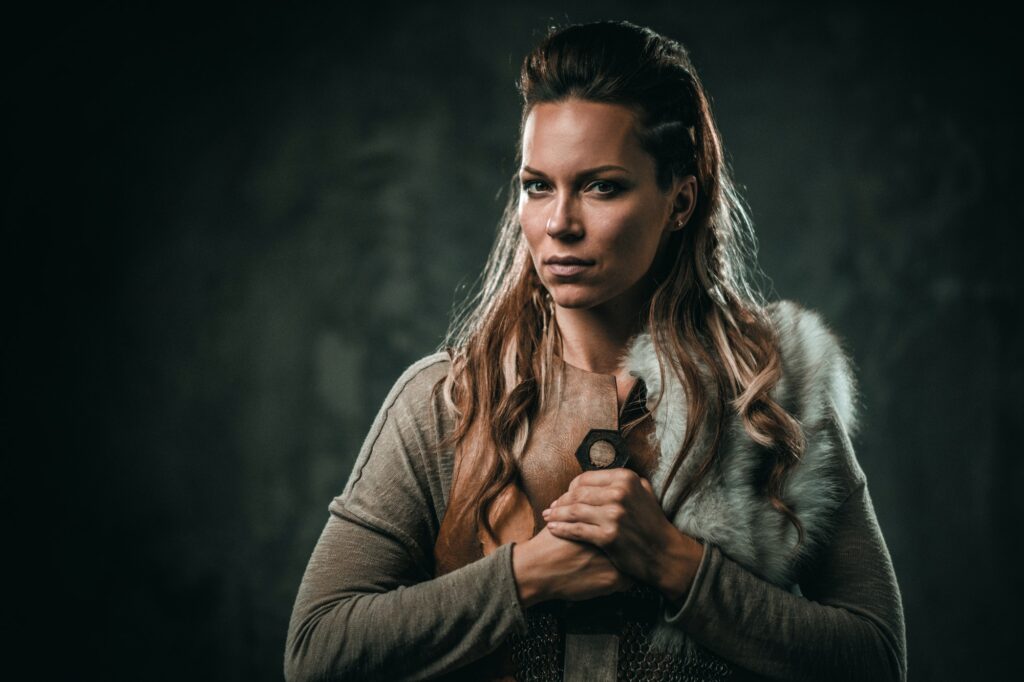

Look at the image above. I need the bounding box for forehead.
[521,99,650,172]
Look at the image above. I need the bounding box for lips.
[546,256,594,265]
[545,256,594,277]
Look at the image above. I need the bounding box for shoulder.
[764,299,860,439]
[330,351,455,565]
[363,350,456,458]
[387,350,452,410]
[341,350,453,495]
[334,350,456,535]
[761,299,868,502]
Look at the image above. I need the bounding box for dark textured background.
[9,1,1021,679]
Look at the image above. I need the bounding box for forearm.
[666,543,905,682]
[658,479,908,682]
[285,513,528,681]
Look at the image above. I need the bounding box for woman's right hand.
[511,524,633,608]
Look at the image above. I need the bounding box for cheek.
[517,201,532,232]
[604,211,662,257]
[598,219,665,281]
[518,204,545,250]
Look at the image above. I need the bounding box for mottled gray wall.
[10,1,1020,680]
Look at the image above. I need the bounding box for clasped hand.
[541,467,682,589]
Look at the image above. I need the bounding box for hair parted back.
[430,20,808,550]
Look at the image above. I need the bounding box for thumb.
[639,477,655,496]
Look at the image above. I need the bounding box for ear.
[666,175,698,232]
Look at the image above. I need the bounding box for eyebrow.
[520,164,632,178]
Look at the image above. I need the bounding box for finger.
[546,520,612,547]
[556,470,639,507]
[543,502,608,526]
[568,467,637,492]
[548,484,627,511]
[639,477,654,496]
[548,483,598,503]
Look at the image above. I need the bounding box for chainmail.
[508,583,732,682]
[508,607,564,680]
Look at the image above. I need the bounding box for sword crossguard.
[575,428,631,471]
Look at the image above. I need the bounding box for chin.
[553,299,592,310]
[549,287,603,310]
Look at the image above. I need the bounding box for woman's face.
[518,98,695,315]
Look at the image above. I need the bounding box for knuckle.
[600,526,616,545]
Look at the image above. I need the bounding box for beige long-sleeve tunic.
[284,352,907,681]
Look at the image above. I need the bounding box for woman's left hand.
[542,468,704,603]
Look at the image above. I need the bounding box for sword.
[561,427,631,682]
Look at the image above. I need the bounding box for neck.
[554,293,649,376]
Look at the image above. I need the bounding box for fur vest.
[623,299,861,658]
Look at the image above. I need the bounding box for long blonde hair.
[431,20,806,547]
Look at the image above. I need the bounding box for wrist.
[655,525,704,607]
[511,540,548,608]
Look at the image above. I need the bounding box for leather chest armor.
[431,357,731,681]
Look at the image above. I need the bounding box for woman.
[285,20,907,682]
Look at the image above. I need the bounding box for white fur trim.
[621,299,861,656]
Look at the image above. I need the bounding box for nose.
[545,193,583,239]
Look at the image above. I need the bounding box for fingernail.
[542,508,550,517]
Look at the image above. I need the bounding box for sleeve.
[284,355,529,681]
[662,481,907,682]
